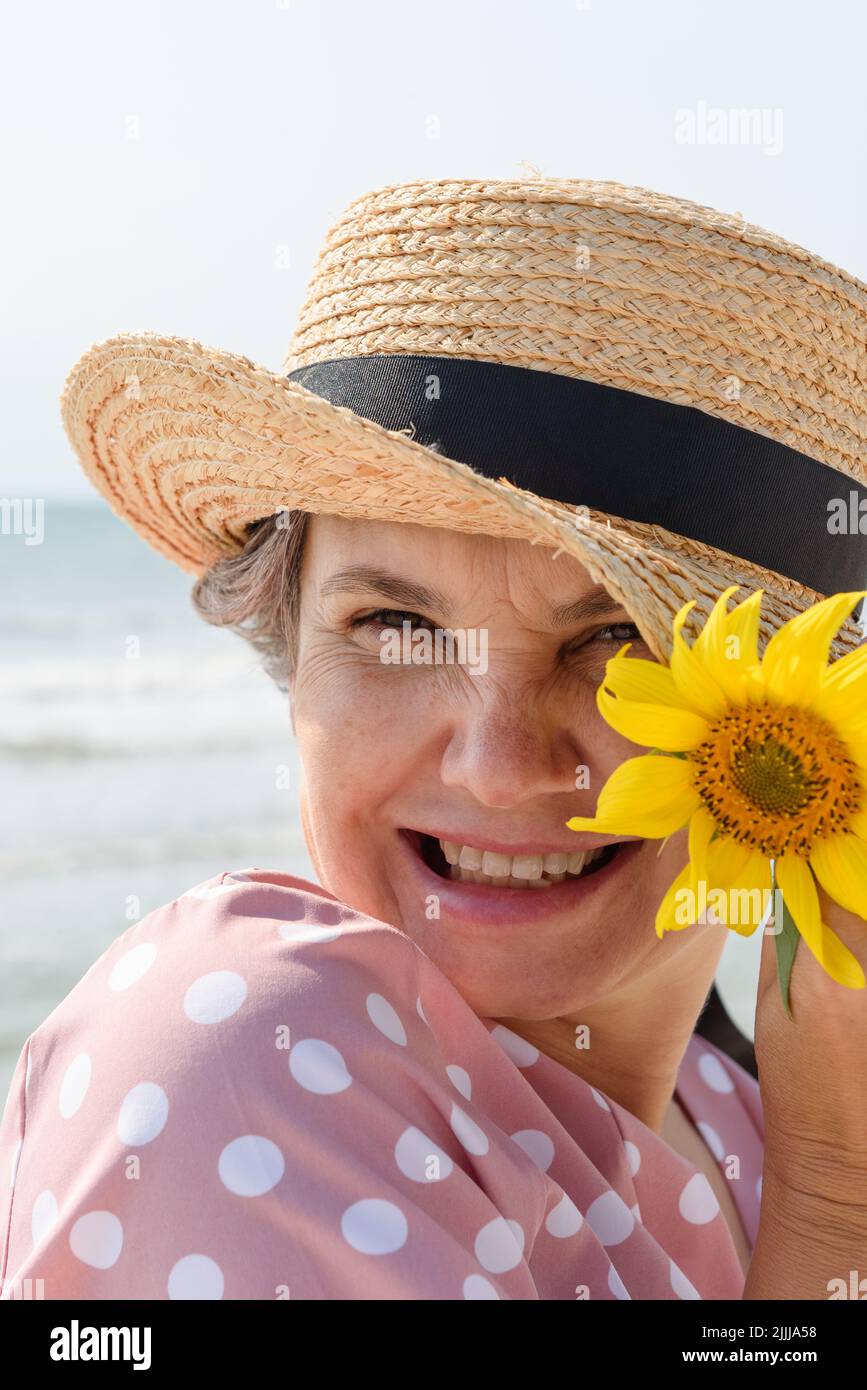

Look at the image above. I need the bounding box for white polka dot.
[755,1174,763,1202]
[624,1140,641,1175]
[59,1053,91,1118]
[69,1211,123,1269]
[450,1103,489,1156]
[475,1217,525,1274]
[366,993,407,1046]
[511,1129,555,1172]
[9,1138,22,1189]
[489,1025,539,1067]
[416,996,429,1025]
[585,1190,635,1246]
[632,1203,642,1223]
[698,1051,734,1093]
[218,1136,284,1197]
[670,1259,701,1299]
[117,1083,169,1146]
[278,920,342,944]
[288,1038,352,1094]
[108,942,157,991]
[32,1189,58,1248]
[183,970,247,1024]
[591,1087,611,1110]
[545,1192,584,1238]
[168,1254,225,1300]
[463,1273,500,1299]
[697,1121,725,1161]
[446,1064,472,1099]
[678,1172,721,1224]
[341,1199,408,1255]
[394,1127,454,1183]
[608,1263,631,1299]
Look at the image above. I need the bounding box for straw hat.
[59,177,867,663]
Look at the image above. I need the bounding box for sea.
[0,501,314,1098]
[0,501,761,1100]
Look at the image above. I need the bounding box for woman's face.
[291,514,712,1019]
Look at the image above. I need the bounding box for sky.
[2,0,865,497]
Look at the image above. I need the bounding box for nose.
[438,680,595,808]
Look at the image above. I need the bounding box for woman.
[2,178,866,1300]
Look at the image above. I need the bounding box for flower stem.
[770,859,800,1021]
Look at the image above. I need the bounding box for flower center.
[689,703,864,857]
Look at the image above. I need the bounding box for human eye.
[592,620,644,644]
[562,619,646,666]
[349,608,436,633]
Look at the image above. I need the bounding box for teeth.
[481,850,512,877]
[439,839,610,888]
[511,854,543,880]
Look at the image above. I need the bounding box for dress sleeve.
[0,884,543,1301]
[0,1037,30,1297]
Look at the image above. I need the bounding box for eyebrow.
[319,567,626,629]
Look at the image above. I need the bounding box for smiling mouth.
[404,831,626,889]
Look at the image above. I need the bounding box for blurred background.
[2,0,865,1096]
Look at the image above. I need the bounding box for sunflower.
[566,586,867,992]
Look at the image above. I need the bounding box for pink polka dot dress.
[0,869,763,1300]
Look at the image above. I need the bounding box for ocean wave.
[0,651,274,700]
[0,732,284,760]
[0,824,306,880]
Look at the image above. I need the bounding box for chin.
[387,853,657,1019]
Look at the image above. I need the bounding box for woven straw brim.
[60,331,864,665]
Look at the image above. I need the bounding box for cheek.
[292,652,427,807]
[588,718,648,778]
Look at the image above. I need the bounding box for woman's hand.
[746,727,867,1297]
[754,877,867,1179]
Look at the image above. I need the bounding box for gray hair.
[190,510,309,691]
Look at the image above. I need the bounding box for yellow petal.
[694,586,762,705]
[723,588,763,671]
[596,683,709,751]
[687,806,717,909]
[849,806,867,842]
[838,715,867,751]
[776,853,865,988]
[598,649,689,709]
[761,591,867,706]
[810,833,867,924]
[566,754,700,839]
[706,839,773,936]
[669,600,729,721]
[814,644,867,728]
[844,739,867,771]
[655,860,693,937]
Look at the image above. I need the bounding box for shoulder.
[21,867,441,1110]
[0,869,517,1299]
